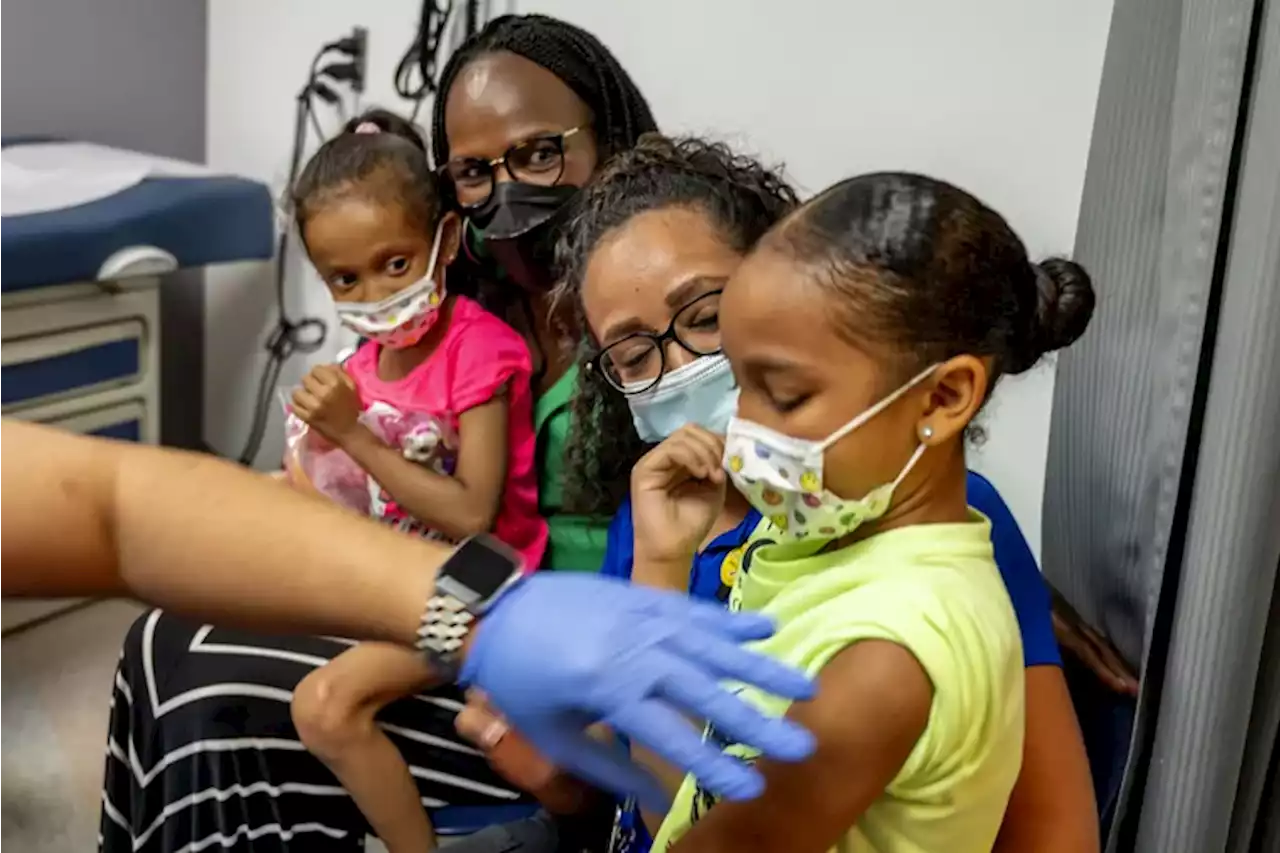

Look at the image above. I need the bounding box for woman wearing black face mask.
[97,16,660,853]
[432,15,656,303]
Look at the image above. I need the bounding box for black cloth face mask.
[467,182,579,293]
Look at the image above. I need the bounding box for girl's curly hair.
[550,133,800,517]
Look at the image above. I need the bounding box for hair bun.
[1009,257,1096,373]
[341,108,426,155]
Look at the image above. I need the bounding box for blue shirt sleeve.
[966,471,1061,668]
[598,497,637,582]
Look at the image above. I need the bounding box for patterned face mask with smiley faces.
[722,365,937,542]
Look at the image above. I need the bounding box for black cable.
[307,108,326,144]
[318,62,363,86]
[309,79,345,124]
[235,46,335,466]
[394,0,454,121]
[464,0,479,38]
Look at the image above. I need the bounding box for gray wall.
[2,0,209,449]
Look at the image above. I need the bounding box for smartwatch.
[415,534,527,681]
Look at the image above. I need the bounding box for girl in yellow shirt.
[631,171,1097,852]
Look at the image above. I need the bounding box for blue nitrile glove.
[460,573,816,813]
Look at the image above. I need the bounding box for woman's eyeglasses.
[587,290,724,395]
[442,126,587,208]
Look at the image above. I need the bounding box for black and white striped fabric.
[100,609,534,852]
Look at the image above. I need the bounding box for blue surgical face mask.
[624,354,739,443]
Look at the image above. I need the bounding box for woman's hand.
[455,690,594,815]
[1050,589,1139,696]
[630,425,727,572]
[292,364,363,446]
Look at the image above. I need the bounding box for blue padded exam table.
[1,138,273,442]
[0,139,273,631]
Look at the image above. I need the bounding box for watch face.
[450,535,523,598]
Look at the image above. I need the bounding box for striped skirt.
[99,609,533,852]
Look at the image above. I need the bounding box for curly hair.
[550,133,800,516]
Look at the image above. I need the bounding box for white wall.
[205,0,1113,554]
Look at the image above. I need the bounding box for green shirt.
[654,512,1025,852]
[534,364,610,571]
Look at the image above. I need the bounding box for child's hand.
[292,365,363,446]
[455,690,592,814]
[630,425,727,572]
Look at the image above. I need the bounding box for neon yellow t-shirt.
[652,512,1025,852]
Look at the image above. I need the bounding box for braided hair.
[550,134,800,516]
[430,14,657,168]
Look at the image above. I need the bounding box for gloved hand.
[461,573,815,813]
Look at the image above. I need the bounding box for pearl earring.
[920,424,935,441]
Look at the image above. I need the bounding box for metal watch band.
[414,592,475,679]
[413,534,527,679]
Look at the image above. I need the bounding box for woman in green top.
[429,14,659,571]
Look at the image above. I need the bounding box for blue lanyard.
[607,796,650,853]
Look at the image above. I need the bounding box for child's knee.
[292,666,373,758]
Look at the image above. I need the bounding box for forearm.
[631,550,696,593]
[529,723,622,815]
[994,817,1099,853]
[995,666,1100,853]
[630,546,699,822]
[342,426,497,539]
[529,771,604,816]
[634,743,690,832]
[1,421,441,644]
[995,763,1100,853]
[621,552,701,828]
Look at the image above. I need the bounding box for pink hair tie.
[353,121,381,135]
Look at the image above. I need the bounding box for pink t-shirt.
[345,294,547,571]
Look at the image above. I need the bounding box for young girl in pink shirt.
[282,109,546,852]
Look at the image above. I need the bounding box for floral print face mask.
[722,365,937,542]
